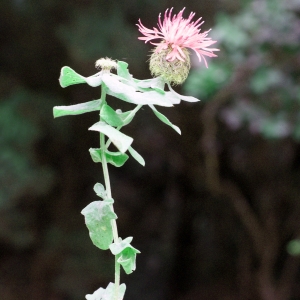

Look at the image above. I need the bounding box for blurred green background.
[0,0,300,299]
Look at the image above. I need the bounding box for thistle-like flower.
[137,7,219,85]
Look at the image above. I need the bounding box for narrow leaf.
[128,146,145,166]
[135,77,165,94]
[89,121,133,153]
[167,83,200,104]
[116,62,165,94]
[53,100,101,118]
[149,105,181,134]
[81,201,117,250]
[59,66,86,88]
[102,74,174,107]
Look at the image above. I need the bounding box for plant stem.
[99,84,120,300]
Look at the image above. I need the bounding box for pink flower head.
[137,7,219,67]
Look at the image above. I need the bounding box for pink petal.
[137,8,219,66]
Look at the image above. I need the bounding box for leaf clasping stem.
[105,104,143,149]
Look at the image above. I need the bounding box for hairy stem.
[99,84,120,300]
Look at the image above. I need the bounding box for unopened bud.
[95,57,117,72]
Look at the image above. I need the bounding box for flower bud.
[149,47,190,85]
[95,57,117,72]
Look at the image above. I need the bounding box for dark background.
[0,0,300,299]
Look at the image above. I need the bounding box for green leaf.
[110,237,140,274]
[117,61,165,94]
[89,148,129,167]
[59,66,104,88]
[105,150,129,167]
[53,100,101,118]
[102,74,174,107]
[134,77,165,94]
[81,201,117,250]
[149,105,181,134]
[85,282,126,300]
[100,104,124,127]
[93,183,107,199]
[128,146,145,166]
[116,110,135,126]
[89,148,102,163]
[59,66,86,88]
[117,61,132,81]
[89,121,133,153]
[167,83,200,104]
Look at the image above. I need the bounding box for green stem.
[99,84,120,300]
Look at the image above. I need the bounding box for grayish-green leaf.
[85,282,126,300]
[149,105,181,134]
[89,148,129,167]
[117,61,165,94]
[81,201,117,250]
[59,66,103,88]
[53,100,101,118]
[134,77,165,94]
[100,104,124,127]
[89,121,133,153]
[128,146,145,166]
[167,83,200,104]
[93,183,107,199]
[116,110,135,126]
[110,237,140,275]
[105,150,129,167]
[59,66,86,88]
[117,61,132,81]
[89,148,102,163]
[102,74,174,107]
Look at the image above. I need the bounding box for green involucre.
[149,47,191,85]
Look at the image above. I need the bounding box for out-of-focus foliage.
[287,239,300,256]
[185,0,300,140]
[0,85,57,248]
[57,3,146,67]
[1,0,300,299]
